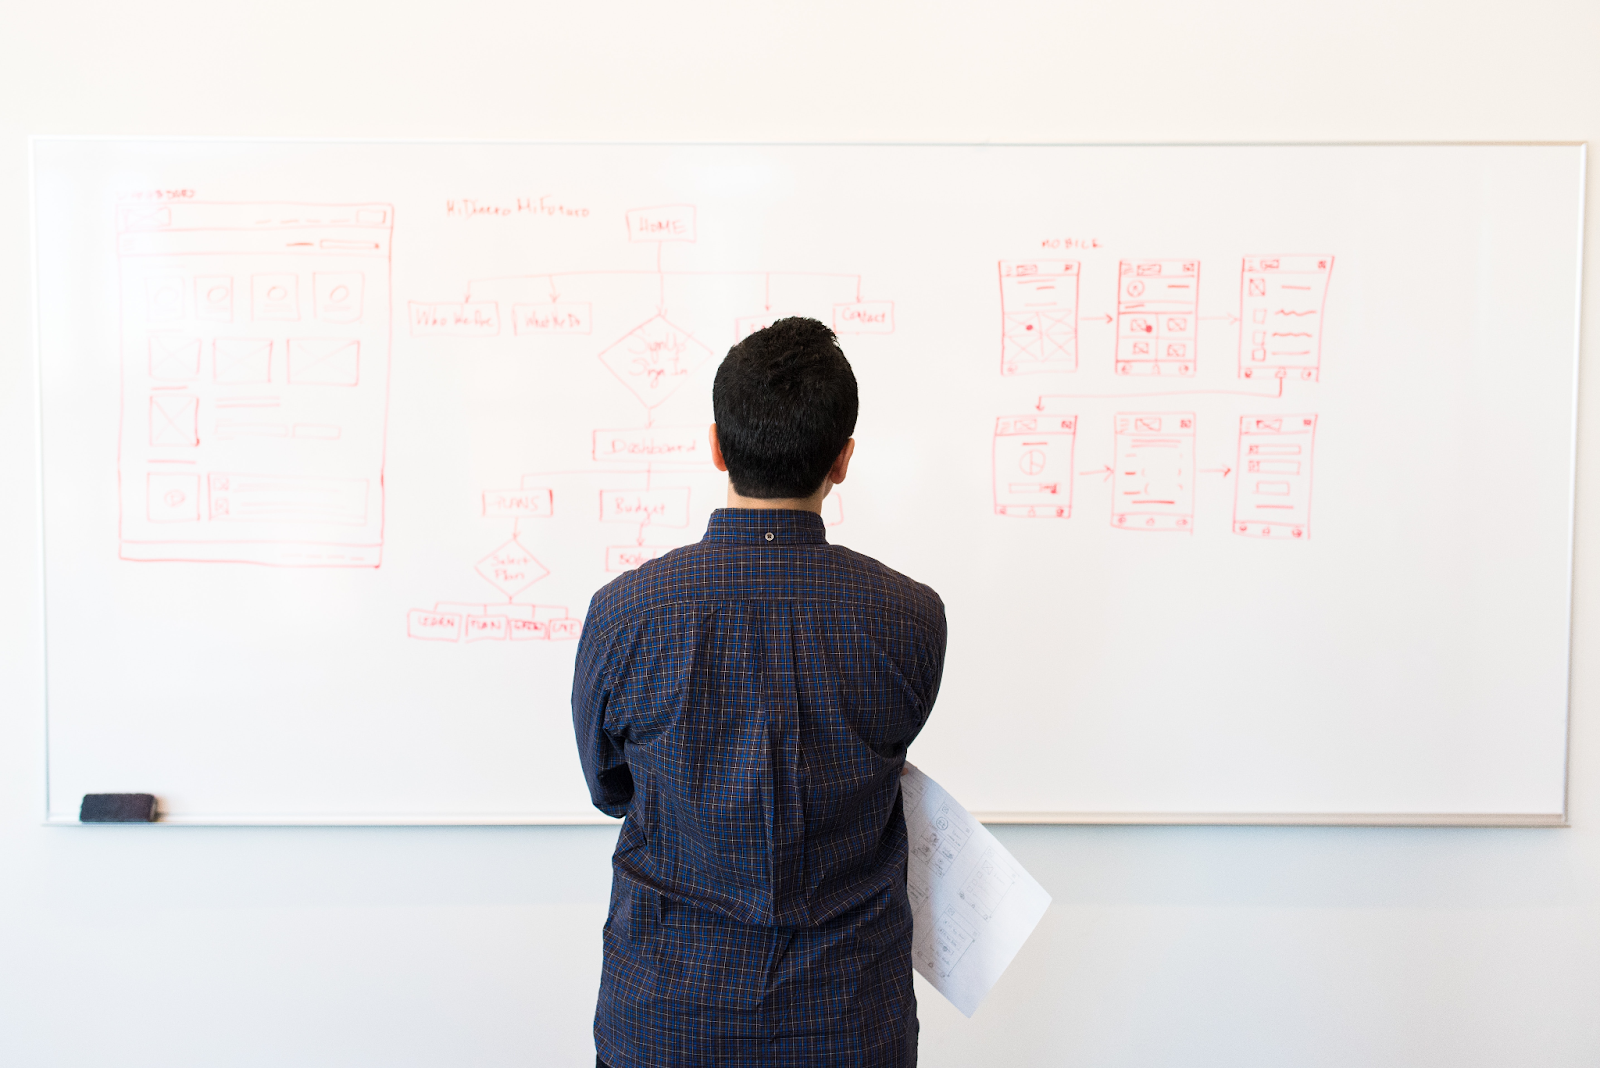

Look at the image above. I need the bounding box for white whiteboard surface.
[32,140,1581,825]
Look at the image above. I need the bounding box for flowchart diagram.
[110,200,1331,636]
[992,256,1332,539]
[404,204,867,643]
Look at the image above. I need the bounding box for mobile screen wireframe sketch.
[116,201,393,566]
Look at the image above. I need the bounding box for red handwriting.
[597,316,712,406]
[407,610,462,642]
[832,301,895,335]
[475,538,550,597]
[625,205,697,242]
[407,603,579,643]
[409,301,500,337]
[605,545,670,572]
[599,488,691,527]
[592,426,707,463]
[513,302,591,335]
[482,488,554,518]
[445,196,591,219]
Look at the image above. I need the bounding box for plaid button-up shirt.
[573,507,947,1068]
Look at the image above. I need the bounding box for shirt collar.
[703,508,829,546]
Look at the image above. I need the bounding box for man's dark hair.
[712,316,859,500]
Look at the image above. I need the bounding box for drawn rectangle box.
[625,204,696,242]
[195,275,234,322]
[213,338,273,383]
[992,414,1076,518]
[411,602,571,643]
[598,487,691,527]
[1233,414,1317,539]
[148,394,199,446]
[148,335,201,380]
[606,545,671,572]
[833,302,894,334]
[591,425,709,465]
[408,301,500,337]
[512,302,591,335]
[252,273,300,321]
[287,338,360,386]
[1238,255,1333,380]
[998,260,1078,375]
[1112,412,1195,531]
[1116,259,1199,376]
[314,272,364,323]
[482,488,554,518]
[145,274,184,320]
[508,618,548,641]
[407,609,463,642]
[464,615,508,642]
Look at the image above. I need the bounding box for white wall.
[2,2,1597,1064]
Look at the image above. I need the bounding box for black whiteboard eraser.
[79,794,158,822]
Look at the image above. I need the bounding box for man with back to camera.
[572,316,947,1067]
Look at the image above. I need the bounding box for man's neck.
[725,483,832,514]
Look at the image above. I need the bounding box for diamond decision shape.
[476,537,550,598]
[597,315,713,408]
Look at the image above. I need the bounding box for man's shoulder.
[820,543,945,624]
[584,538,945,635]
[584,542,698,625]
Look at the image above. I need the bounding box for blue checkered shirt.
[573,508,947,1068]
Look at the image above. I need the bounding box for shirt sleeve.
[571,593,633,818]
[919,592,950,727]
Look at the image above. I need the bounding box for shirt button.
[765,532,774,541]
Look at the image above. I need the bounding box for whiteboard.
[32,140,1582,825]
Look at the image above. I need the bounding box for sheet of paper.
[901,763,1052,1017]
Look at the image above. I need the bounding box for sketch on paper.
[902,764,1051,1017]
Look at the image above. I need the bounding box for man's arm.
[917,592,950,729]
[571,595,633,818]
